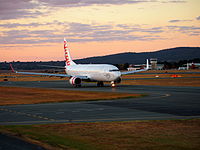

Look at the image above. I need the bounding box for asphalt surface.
[0,133,46,150]
[0,80,200,125]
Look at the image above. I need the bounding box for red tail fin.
[64,38,76,66]
[9,64,15,73]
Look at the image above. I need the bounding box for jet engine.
[115,77,122,83]
[69,77,82,87]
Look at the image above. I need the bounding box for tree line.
[1,58,200,71]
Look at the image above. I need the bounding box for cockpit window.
[109,69,119,72]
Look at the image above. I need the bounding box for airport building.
[178,63,200,70]
[127,58,164,71]
[127,64,146,71]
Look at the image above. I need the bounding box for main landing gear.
[97,81,104,87]
[97,81,116,87]
[75,84,81,88]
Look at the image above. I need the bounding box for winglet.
[9,64,16,73]
[146,59,149,70]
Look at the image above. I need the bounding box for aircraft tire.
[97,81,104,87]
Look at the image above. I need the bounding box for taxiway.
[0,81,199,125]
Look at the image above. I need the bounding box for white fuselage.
[65,64,121,82]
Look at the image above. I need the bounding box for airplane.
[10,39,149,87]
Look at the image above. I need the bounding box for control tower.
[150,58,157,70]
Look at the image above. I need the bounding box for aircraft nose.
[114,71,121,79]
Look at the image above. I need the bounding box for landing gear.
[111,81,116,87]
[75,84,81,88]
[97,81,104,87]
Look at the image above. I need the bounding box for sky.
[0,0,200,62]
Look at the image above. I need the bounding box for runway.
[0,81,200,125]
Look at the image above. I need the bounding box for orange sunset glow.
[0,0,200,62]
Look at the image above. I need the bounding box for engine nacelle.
[69,77,81,86]
[115,77,122,83]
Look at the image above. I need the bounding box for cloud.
[0,0,187,20]
[0,0,42,20]
[116,24,164,34]
[0,0,148,20]
[169,20,181,23]
[0,23,42,28]
[39,0,151,7]
[2,22,199,45]
[0,44,53,48]
[0,22,164,44]
[57,23,164,41]
[2,22,199,46]
[38,0,187,8]
[167,25,200,35]
[168,25,200,30]
[160,0,186,3]
[0,29,61,44]
[197,16,200,20]
[168,19,192,23]
[0,21,61,28]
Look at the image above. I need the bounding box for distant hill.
[75,47,200,64]
[1,47,200,70]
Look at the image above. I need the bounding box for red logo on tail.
[64,41,70,66]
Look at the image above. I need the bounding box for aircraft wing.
[121,59,149,75]
[10,64,89,79]
[121,68,147,75]
[15,71,89,79]
[15,71,71,77]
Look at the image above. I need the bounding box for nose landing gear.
[111,81,116,87]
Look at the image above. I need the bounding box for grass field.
[122,70,200,87]
[123,73,200,79]
[122,78,200,87]
[0,86,142,105]
[0,119,199,150]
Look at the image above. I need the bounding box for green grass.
[0,119,200,150]
[0,125,101,150]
